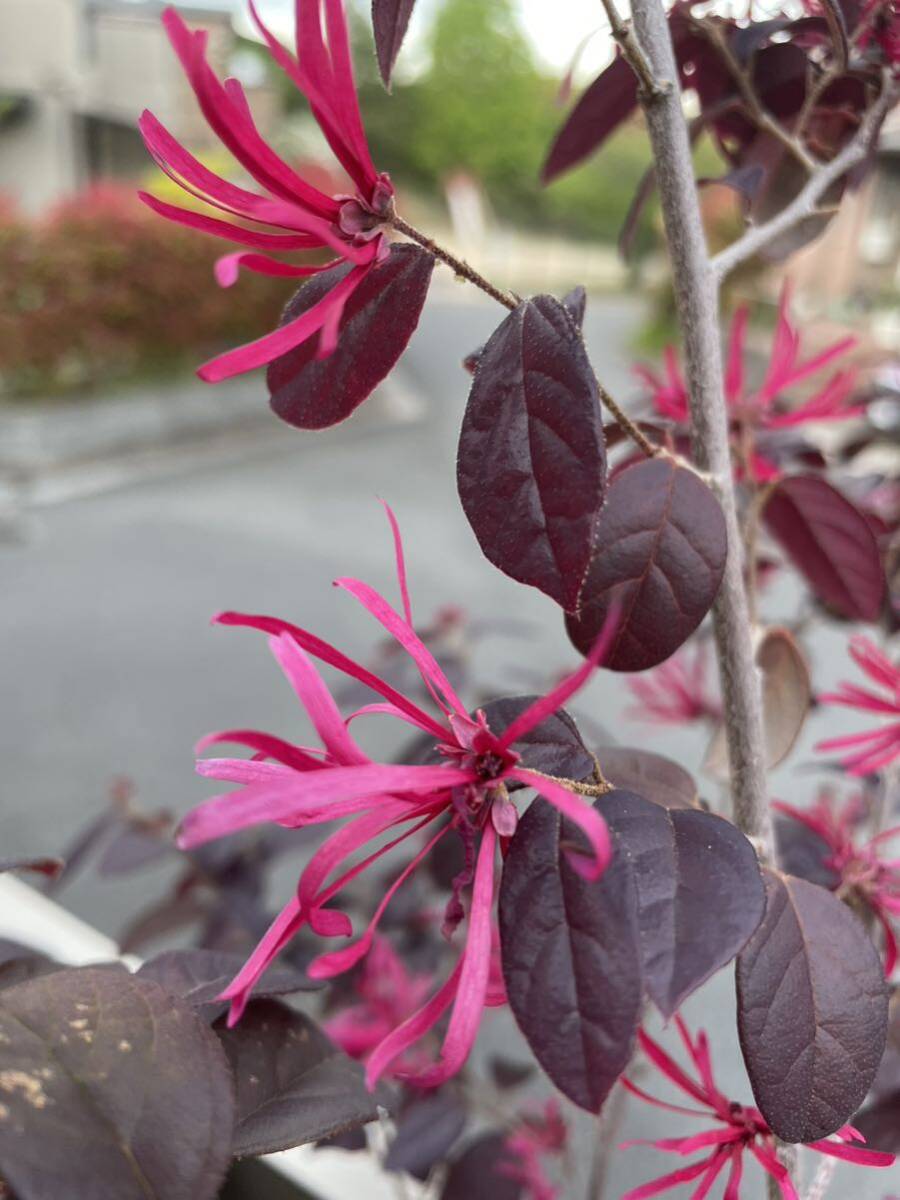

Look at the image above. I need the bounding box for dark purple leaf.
[215,1000,385,1155]
[0,857,63,880]
[763,475,886,621]
[464,286,587,376]
[699,163,766,207]
[0,950,63,993]
[854,1090,900,1152]
[561,285,587,328]
[480,696,594,782]
[458,295,607,612]
[488,1055,536,1090]
[97,823,171,876]
[499,797,643,1112]
[595,745,699,809]
[774,817,841,889]
[0,966,234,1200]
[267,245,434,430]
[566,458,727,671]
[118,888,208,953]
[462,346,483,375]
[736,869,888,1142]
[542,56,639,183]
[0,941,43,969]
[441,1133,523,1200]
[43,808,120,893]
[599,791,764,1018]
[385,1094,467,1179]
[317,1126,368,1151]
[731,18,793,61]
[706,626,811,775]
[372,0,417,86]
[137,948,320,1019]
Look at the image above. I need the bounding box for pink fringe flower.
[816,636,900,777]
[637,284,861,478]
[621,1018,894,1198]
[179,507,614,1090]
[498,1100,568,1200]
[625,644,721,726]
[139,2,395,382]
[324,936,434,1076]
[774,790,900,974]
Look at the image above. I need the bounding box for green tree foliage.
[356,0,658,245]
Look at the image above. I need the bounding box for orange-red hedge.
[0,185,289,399]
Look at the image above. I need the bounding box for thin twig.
[390,214,519,310]
[525,767,614,798]
[598,0,669,99]
[803,1154,836,1200]
[597,381,660,457]
[395,212,656,459]
[587,1081,629,1198]
[694,18,818,172]
[712,75,898,280]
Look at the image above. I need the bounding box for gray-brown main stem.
[628,0,772,855]
[627,0,779,1191]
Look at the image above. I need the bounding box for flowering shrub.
[0,185,287,399]
[0,0,898,1198]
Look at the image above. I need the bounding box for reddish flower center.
[337,174,395,242]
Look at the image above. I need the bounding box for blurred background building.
[0,0,280,214]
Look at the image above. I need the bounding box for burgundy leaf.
[463,285,587,376]
[566,458,727,671]
[0,967,234,1200]
[561,285,587,329]
[706,626,811,774]
[137,948,320,1017]
[736,869,888,1142]
[0,941,45,969]
[268,245,434,430]
[97,823,171,876]
[488,1055,536,1090]
[731,18,794,61]
[0,856,63,880]
[499,797,643,1112]
[457,295,607,612]
[441,1132,523,1200]
[118,889,208,953]
[595,745,699,809]
[385,1094,467,1179]
[215,1000,385,1156]
[43,809,121,893]
[773,815,841,889]
[0,943,62,993]
[854,1090,900,1152]
[542,56,639,183]
[763,475,886,621]
[599,791,764,1018]
[479,696,595,782]
[755,627,812,767]
[372,0,417,87]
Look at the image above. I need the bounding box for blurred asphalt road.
[2,289,892,1197]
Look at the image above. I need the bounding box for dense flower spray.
[636,283,861,479]
[179,507,613,1088]
[625,643,721,726]
[774,790,900,974]
[621,1019,894,1198]
[816,636,900,776]
[139,1,395,382]
[499,1100,568,1200]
